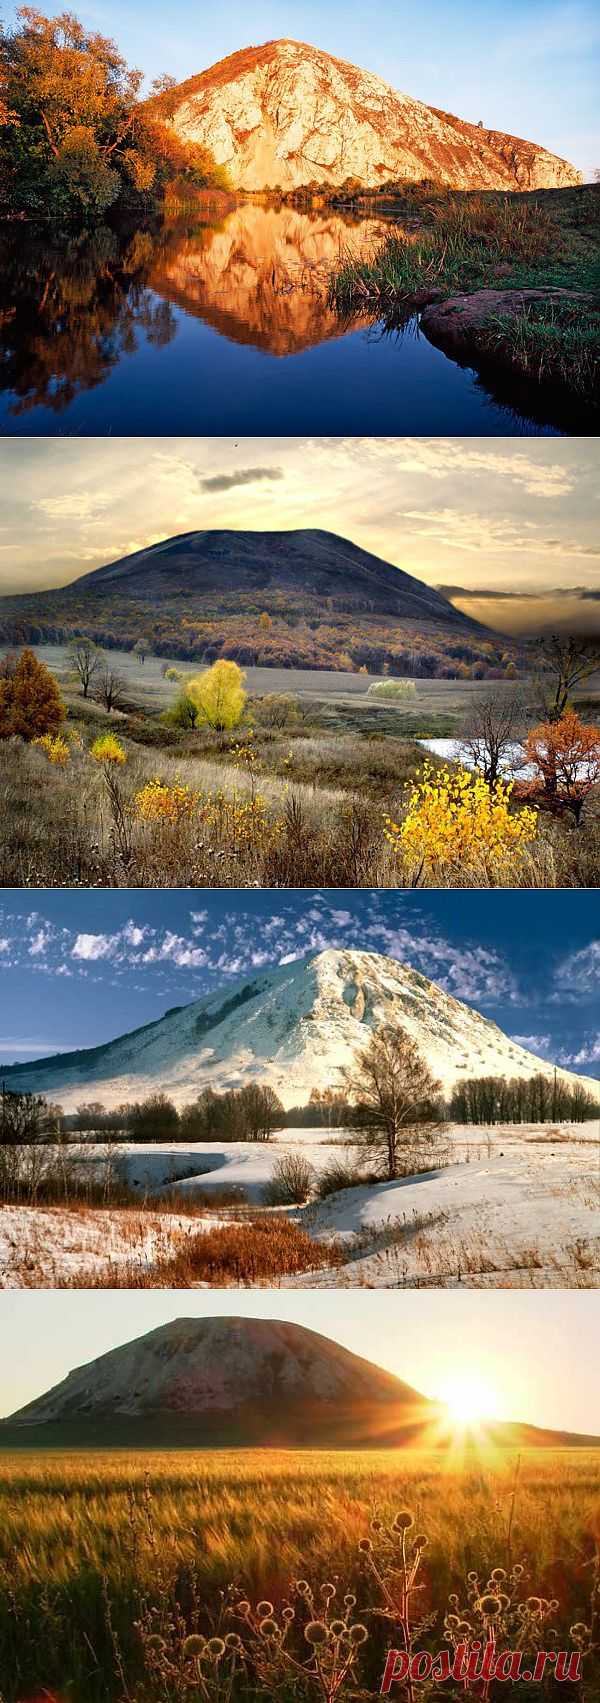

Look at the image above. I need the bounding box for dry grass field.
[0,1445,598,1701]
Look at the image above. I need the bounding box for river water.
[0,203,572,436]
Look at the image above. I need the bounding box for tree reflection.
[0,224,178,415]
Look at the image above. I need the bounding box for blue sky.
[1,889,600,1074]
[4,0,599,175]
[1,1292,599,1431]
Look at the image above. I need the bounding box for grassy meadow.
[0,1445,598,1700]
[3,649,600,888]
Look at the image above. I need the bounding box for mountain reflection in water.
[0,204,565,435]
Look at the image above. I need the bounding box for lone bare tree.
[97,666,125,713]
[532,635,600,723]
[68,636,104,699]
[343,1027,443,1180]
[460,688,528,790]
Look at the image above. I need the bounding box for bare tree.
[68,636,104,699]
[97,666,126,713]
[343,1028,443,1180]
[532,635,600,723]
[460,688,528,789]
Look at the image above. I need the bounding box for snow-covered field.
[0,1204,213,1288]
[2,1123,599,1289]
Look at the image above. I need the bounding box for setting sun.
[439,1371,501,1429]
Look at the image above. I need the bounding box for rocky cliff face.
[166,39,581,194]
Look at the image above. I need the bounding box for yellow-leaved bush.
[90,734,127,765]
[135,778,199,825]
[385,765,538,883]
[32,733,70,765]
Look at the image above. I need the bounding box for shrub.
[109,1217,339,1285]
[135,777,199,824]
[32,733,70,764]
[367,679,417,700]
[90,733,127,765]
[385,764,538,883]
[263,1153,315,1206]
[315,1159,368,1198]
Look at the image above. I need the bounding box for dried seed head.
[257,1601,274,1617]
[320,1582,336,1601]
[413,1534,428,1550]
[259,1620,280,1639]
[358,1538,373,1553]
[305,1620,330,1646]
[146,1634,166,1652]
[225,1633,243,1651]
[330,1619,347,1637]
[349,1623,368,1645]
[206,1637,225,1659]
[182,1634,205,1659]
[296,1580,310,1595]
[478,1595,502,1617]
[236,1600,251,1616]
[393,1510,414,1532]
[491,1569,506,1582]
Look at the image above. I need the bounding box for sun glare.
[440,1371,501,1430]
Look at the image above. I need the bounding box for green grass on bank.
[331,187,600,399]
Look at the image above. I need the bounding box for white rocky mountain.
[5,948,598,1111]
[163,39,581,193]
[5,1316,434,1446]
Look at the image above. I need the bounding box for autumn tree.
[0,647,66,739]
[187,659,247,732]
[521,709,600,825]
[0,9,226,217]
[0,7,143,214]
[343,1027,443,1180]
[68,634,103,697]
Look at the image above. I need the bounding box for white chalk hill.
[4,948,598,1111]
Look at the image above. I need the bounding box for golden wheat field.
[0,1446,598,1701]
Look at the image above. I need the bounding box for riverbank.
[330,186,600,407]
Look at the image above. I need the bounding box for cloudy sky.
[1,889,599,1075]
[4,0,598,175]
[1,1292,599,1432]
[1,438,599,635]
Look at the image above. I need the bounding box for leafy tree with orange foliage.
[519,709,600,825]
[0,648,66,740]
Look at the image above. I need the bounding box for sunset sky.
[1,1292,599,1433]
[1,438,599,635]
[3,0,598,175]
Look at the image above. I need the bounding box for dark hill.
[0,529,501,673]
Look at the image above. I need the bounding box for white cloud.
[556,940,600,996]
[510,1033,552,1055]
[29,927,52,958]
[71,932,117,962]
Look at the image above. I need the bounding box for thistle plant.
[231,1580,369,1703]
[358,1509,434,1702]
